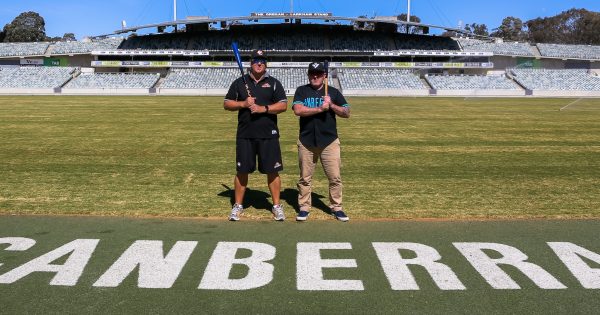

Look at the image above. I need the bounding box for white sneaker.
[229,203,243,221]
[272,204,285,221]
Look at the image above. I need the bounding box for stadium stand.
[118,27,462,52]
[536,43,600,60]
[161,68,239,89]
[329,31,392,51]
[0,66,75,89]
[119,33,189,50]
[339,68,425,89]
[338,68,428,96]
[64,73,160,89]
[159,67,306,95]
[510,69,600,93]
[256,33,326,51]
[0,42,50,57]
[426,74,520,90]
[50,38,124,55]
[395,34,460,50]
[458,39,534,56]
[425,73,524,96]
[188,33,254,51]
[268,68,307,91]
[2,15,600,97]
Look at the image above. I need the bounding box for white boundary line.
[560,98,583,111]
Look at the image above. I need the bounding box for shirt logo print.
[303,97,323,108]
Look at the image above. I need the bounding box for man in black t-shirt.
[224,49,288,221]
[292,62,351,222]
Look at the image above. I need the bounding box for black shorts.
[236,138,284,174]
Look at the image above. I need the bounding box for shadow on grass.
[218,184,332,215]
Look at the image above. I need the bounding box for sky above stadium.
[1,0,599,39]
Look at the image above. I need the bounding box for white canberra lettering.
[0,239,599,290]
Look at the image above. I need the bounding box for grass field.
[0,96,599,220]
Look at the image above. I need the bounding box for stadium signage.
[1,238,599,290]
[92,50,209,56]
[250,12,332,17]
[374,51,494,57]
[91,60,494,69]
[19,59,44,66]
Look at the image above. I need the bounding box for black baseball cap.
[250,49,267,61]
[308,62,325,73]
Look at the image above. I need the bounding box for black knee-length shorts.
[236,138,284,174]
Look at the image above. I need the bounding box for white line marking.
[560,98,583,111]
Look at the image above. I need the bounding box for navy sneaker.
[296,210,310,221]
[333,210,349,222]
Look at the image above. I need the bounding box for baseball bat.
[231,42,252,98]
[324,60,329,97]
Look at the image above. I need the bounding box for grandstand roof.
[106,12,479,38]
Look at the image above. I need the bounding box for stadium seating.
[330,32,392,51]
[119,33,189,50]
[0,66,75,88]
[395,34,460,50]
[510,69,600,91]
[161,67,307,91]
[256,33,326,51]
[425,74,520,90]
[50,38,124,55]
[188,33,254,51]
[64,73,160,89]
[268,68,307,90]
[338,68,426,90]
[536,43,600,60]
[458,39,534,56]
[118,28,461,52]
[161,68,239,89]
[0,42,50,57]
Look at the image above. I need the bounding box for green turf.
[1,216,599,314]
[0,96,599,219]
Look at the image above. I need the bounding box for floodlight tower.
[174,0,177,21]
[407,0,411,22]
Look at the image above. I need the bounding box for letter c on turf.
[0,237,36,268]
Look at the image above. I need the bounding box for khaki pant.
[297,138,343,211]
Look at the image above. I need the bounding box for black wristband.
[265,105,269,113]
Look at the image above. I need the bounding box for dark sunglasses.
[251,58,267,65]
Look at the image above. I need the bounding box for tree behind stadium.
[527,8,600,45]
[490,17,528,41]
[2,11,47,42]
[464,23,489,37]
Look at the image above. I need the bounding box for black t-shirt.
[225,73,287,139]
[292,84,349,148]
